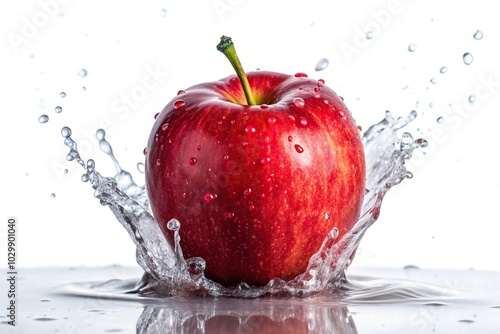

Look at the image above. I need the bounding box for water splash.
[60,111,426,298]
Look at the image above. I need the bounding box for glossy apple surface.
[145,71,365,286]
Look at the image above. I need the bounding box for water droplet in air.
[440,66,448,74]
[61,126,72,137]
[189,157,197,165]
[77,68,87,77]
[245,125,256,134]
[430,78,437,84]
[243,188,252,196]
[50,193,56,198]
[160,8,167,17]
[54,106,63,113]
[59,92,66,98]
[293,97,305,108]
[463,53,473,65]
[137,162,145,173]
[315,58,329,71]
[365,31,373,40]
[473,30,483,40]
[96,129,105,140]
[167,219,180,231]
[267,117,276,124]
[294,72,308,78]
[436,116,444,124]
[468,95,476,104]
[174,100,186,109]
[81,174,89,182]
[408,44,417,52]
[294,144,304,153]
[156,159,161,166]
[38,114,49,123]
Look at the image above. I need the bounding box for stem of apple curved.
[217,36,256,106]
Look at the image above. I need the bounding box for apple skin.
[145,71,365,286]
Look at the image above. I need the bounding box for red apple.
[145,37,365,286]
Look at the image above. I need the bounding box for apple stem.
[217,36,257,106]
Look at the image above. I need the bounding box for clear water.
[3,266,500,333]
[57,110,426,298]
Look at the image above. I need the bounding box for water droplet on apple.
[436,116,444,124]
[293,97,305,108]
[408,43,417,52]
[197,145,201,151]
[323,99,329,105]
[162,123,169,131]
[204,193,216,202]
[223,155,229,161]
[137,162,145,173]
[227,212,234,218]
[174,100,186,109]
[468,95,476,103]
[156,159,161,166]
[314,92,320,98]
[245,125,256,134]
[61,126,72,138]
[288,115,296,122]
[59,91,66,98]
[294,144,304,153]
[317,79,325,86]
[325,212,330,220]
[294,72,308,78]
[260,104,269,109]
[260,157,271,165]
[440,66,448,74]
[154,113,160,119]
[299,117,308,126]
[177,90,186,95]
[248,205,255,211]
[55,106,63,113]
[167,219,180,231]
[243,188,252,196]
[143,148,147,155]
[189,157,197,165]
[463,52,473,65]
[315,58,329,71]
[288,135,293,142]
[267,117,276,124]
[473,30,483,40]
[38,114,49,123]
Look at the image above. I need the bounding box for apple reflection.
[136,296,357,333]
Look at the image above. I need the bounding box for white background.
[1,0,499,272]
